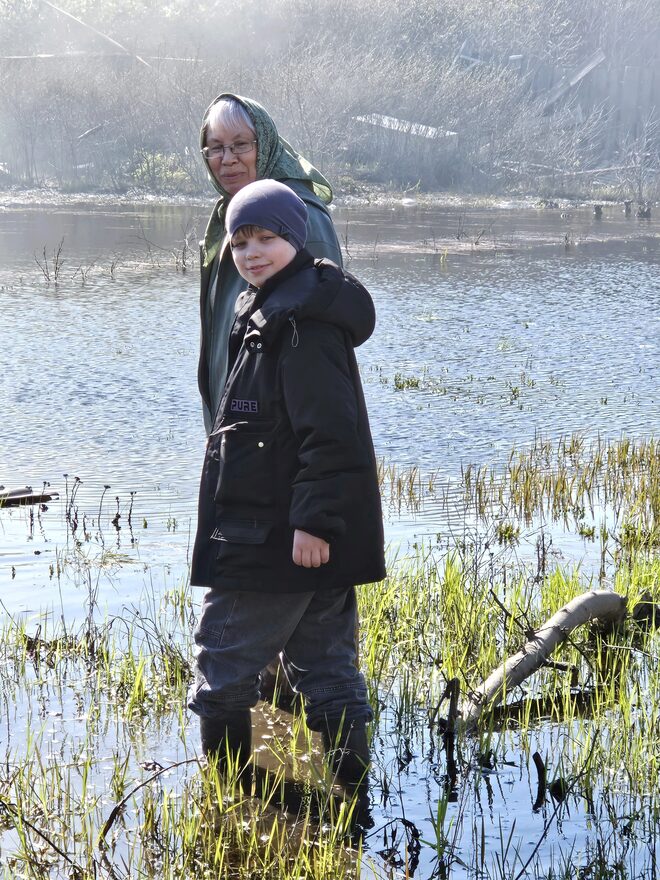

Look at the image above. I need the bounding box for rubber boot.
[200,710,252,790]
[321,718,371,792]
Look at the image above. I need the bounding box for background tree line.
[0,0,658,197]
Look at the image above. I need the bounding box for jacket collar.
[245,249,317,346]
[250,248,314,310]
[243,253,375,350]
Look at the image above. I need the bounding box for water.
[0,199,658,877]
[1,201,657,610]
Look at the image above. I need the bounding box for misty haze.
[1,2,659,879]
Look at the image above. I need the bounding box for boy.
[188,180,385,790]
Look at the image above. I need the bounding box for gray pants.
[187,586,372,732]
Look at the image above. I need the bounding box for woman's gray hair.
[204,98,256,138]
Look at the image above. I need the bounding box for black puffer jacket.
[190,249,386,593]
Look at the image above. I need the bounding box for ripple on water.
[1,206,658,601]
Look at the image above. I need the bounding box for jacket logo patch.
[230,398,259,413]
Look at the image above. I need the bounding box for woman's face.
[205,119,258,196]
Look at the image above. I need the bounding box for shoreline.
[0,183,651,212]
[1,186,656,259]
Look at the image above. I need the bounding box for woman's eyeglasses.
[200,140,257,159]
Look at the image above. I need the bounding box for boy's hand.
[292,529,330,568]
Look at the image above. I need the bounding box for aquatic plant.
[34,237,65,284]
[1,434,658,878]
[0,534,658,878]
[393,372,422,391]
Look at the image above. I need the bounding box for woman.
[196,93,344,712]
[197,93,342,434]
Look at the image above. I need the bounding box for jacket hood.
[247,257,375,349]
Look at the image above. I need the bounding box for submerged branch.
[0,797,85,877]
[98,757,201,845]
[458,590,627,730]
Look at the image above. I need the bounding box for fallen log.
[458,590,627,730]
[0,487,60,507]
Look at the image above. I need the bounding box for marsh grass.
[1,552,658,878]
[357,544,660,878]
[0,583,365,879]
[1,435,659,878]
[462,434,658,545]
[377,458,425,512]
[361,436,658,876]
[382,434,658,579]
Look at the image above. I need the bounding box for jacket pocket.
[210,520,273,544]
[209,420,277,510]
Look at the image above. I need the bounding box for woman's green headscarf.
[200,93,333,266]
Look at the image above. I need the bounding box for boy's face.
[231,227,297,286]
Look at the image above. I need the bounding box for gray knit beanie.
[226,179,308,252]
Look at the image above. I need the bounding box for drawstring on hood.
[289,315,299,348]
